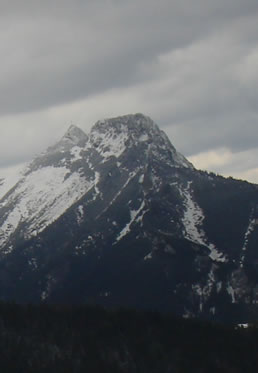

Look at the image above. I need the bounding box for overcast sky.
[1,0,258,182]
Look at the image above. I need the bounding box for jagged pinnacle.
[62,124,88,144]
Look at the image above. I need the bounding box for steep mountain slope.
[0,113,258,323]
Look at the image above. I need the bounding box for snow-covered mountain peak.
[92,113,158,137]
[89,113,194,168]
[88,113,162,162]
[46,124,88,155]
[0,113,194,252]
[62,124,88,145]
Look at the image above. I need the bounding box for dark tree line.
[0,301,257,372]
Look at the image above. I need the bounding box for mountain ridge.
[0,113,257,323]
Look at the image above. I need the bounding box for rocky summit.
[0,113,258,323]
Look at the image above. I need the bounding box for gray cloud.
[0,0,255,114]
[0,1,258,181]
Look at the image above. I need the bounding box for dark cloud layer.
[0,1,258,181]
[0,0,254,114]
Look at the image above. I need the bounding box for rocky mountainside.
[0,113,258,323]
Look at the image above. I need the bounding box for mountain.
[0,113,258,323]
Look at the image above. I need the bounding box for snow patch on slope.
[144,252,153,260]
[139,134,149,142]
[93,171,101,198]
[192,265,217,313]
[227,284,236,303]
[240,215,256,267]
[180,182,226,263]
[70,146,83,162]
[90,125,127,160]
[0,166,93,249]
[243,217,255,251]
[76,205,84,225]
[116,201,145,242]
